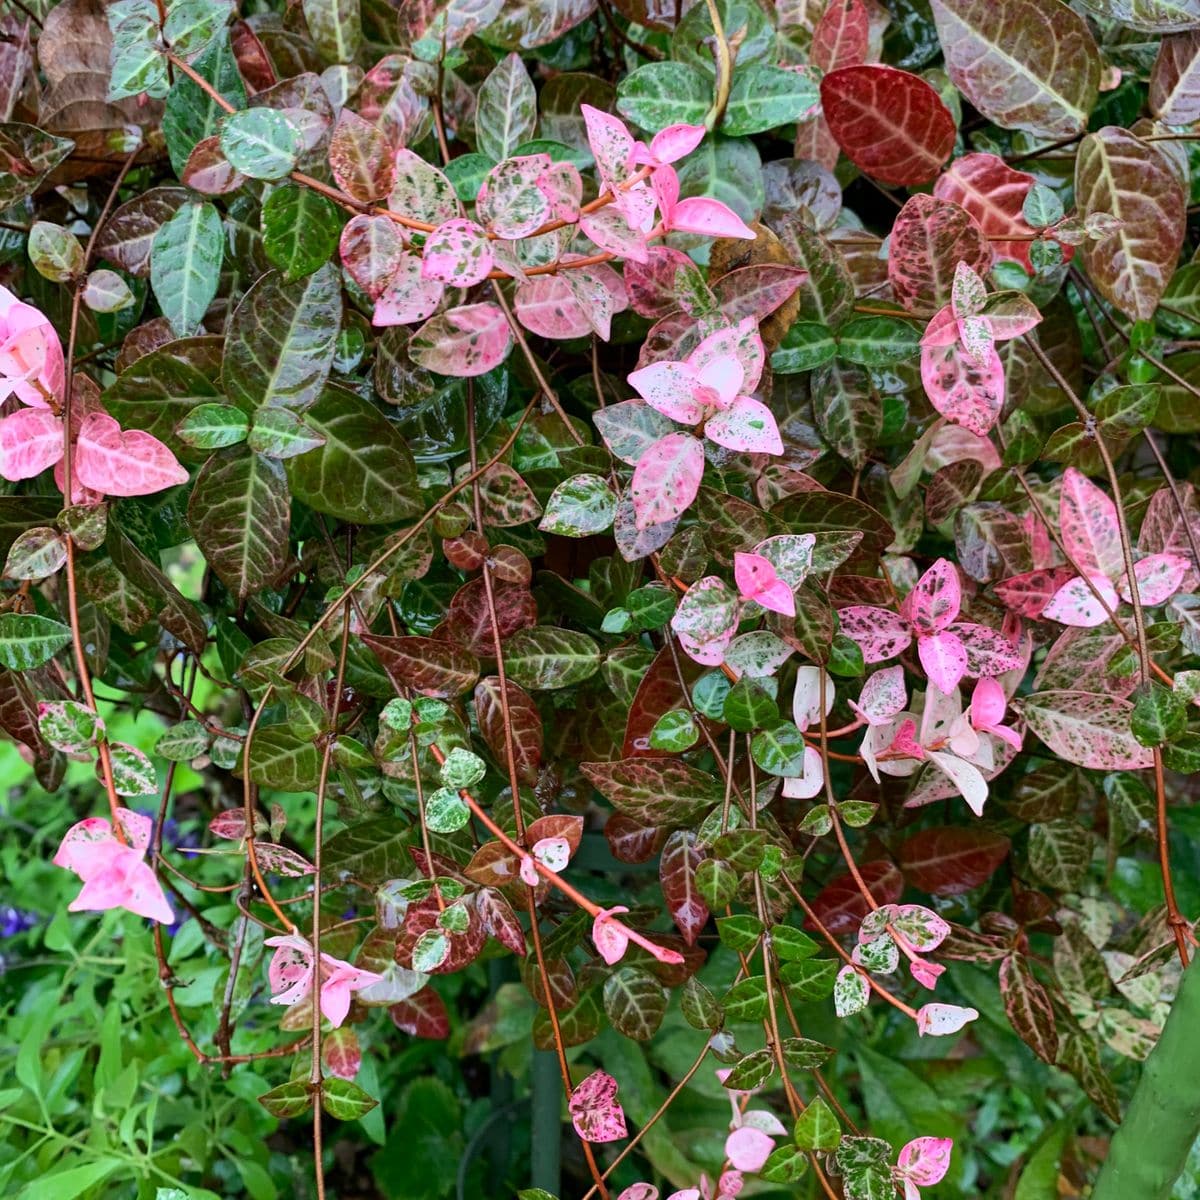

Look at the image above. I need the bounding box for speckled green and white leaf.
[107,741,157,796]
[482,0,598,50]
[502,627,601,690]
[836,1136,894,1200]
[0,613,72,670]
[38,700,103,754]
[476,53,537,162]
[594,401,677,466]
[389,150,459,225]
[222,264,342,412]
[1075,128,1186,322]
[1022,690,1153,770]
[219,108,300,180]
[616,62,710,133]
[156,719,209,761]
[540,474,618,536]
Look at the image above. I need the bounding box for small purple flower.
[0,906,40,937]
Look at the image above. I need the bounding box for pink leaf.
[918,630,968,694]
[1059,467,1123,581]
[896,1137,953,1188]
[593,905,631,965]
[653,167,754,239]
[580,207,650,263]
[688,318,766,394]
[630,432,705,529]
[994,567,1079,618]
[372,253,445,326]
[421,217,494,286]
[640,123,706,166]
[838,606,912,662]
[409,303,513,377]
[734,552,795,616]
[905,559,961,633]
[725,1126,775,1173]
[75,412,188,497]
[515,276,592,340]
[0,406,62,480]
[1118,553,1190,606]
[920,338,1006,436]
[569,1069,627,1143]
[1043,572,1118,627]
[0,285,64,407]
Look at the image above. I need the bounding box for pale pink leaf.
[850,665,908,725]
[421,217,494,286]
[0,285,64,407]
[1022,690,1154,770]
[725,1126,775,1173]
[926,750,988,816]
[915,1002,979,1036]
[687,318,766,394]
[592,905,631,965]
[627,361,705,424]
[669,196,755,240]
[372,253,445,326]
[581,104,635,189]
[0,406,62,480]
[918,630,968,694]
[580,207,650,263]
[1043,573,1119,627]
[515,276,592,340]
[1118,553,1190,606]
[75,412,188,497]
[630,432,705,529]
[781,745,825,799]
[793,665,836,731]
[704,397,783,454]
[409,303,513,377]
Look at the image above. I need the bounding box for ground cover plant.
[3,0,1200,1197]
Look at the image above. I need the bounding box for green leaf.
[285,386,422,524]
[476,52,537,162]
[262,184,343,280]
[164,0,232,58]
[603,965,668,1040]
[425,786,471,833]
[28,221,84,283]
[836,315,921,366]
[109,12,168,101]
[779,957,838,1001]
[440,746,486,788]
[177,402,250,449]
[243,724,321,791]
[722,64,819,136]
[581,756,723,825]
[760,1145,809,1184]
[155,719,209,761]
[722,1047,775,1090]
[649,708,700,752]
[781,1037,835,1069]
[751,719,807,776]
[502,627,600,690]
[1131,681,1187,747]
[224,264,343,412]
[248,408,326,459]
[151,201,224,336]
[162,32,247,176]
[259,1079,314,1118]
[445,153,497,202]
[38,700,103,754]
[0,613,72,670]
[771,321,837,374]
[539,473,617,536]
[23,1158,124,1199]
[322,1077,378,1121]
[793,1095,841,1150]
[1023,183,1063,227]
[220,108,301,181]
[189,450,290,598]
[615,62,711,133]
[716,913,764,953]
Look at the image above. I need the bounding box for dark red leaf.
[887,194,994,317]
[390,986,450,1039]
[623,641,703,758]
[441,577,538,655]
[362,633,480,699]
[477,887,527,956]
[605,813,668,863]
[475,675,543,785]
[820,65,956,186]
[659,829,709,946]
[898,827,1011,895]
[396,897,486,973]
[323,1026,362,1080]
[999,953,1059,1064]
[805,860,903,935]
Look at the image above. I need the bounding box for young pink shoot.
[569,1069,627,1143]
[650,166,755,240]
[264,934,384,1028]
[894,1137,953,1200]
[734,551,795,616]
[0,284,64,408]
[53,809,173,924]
